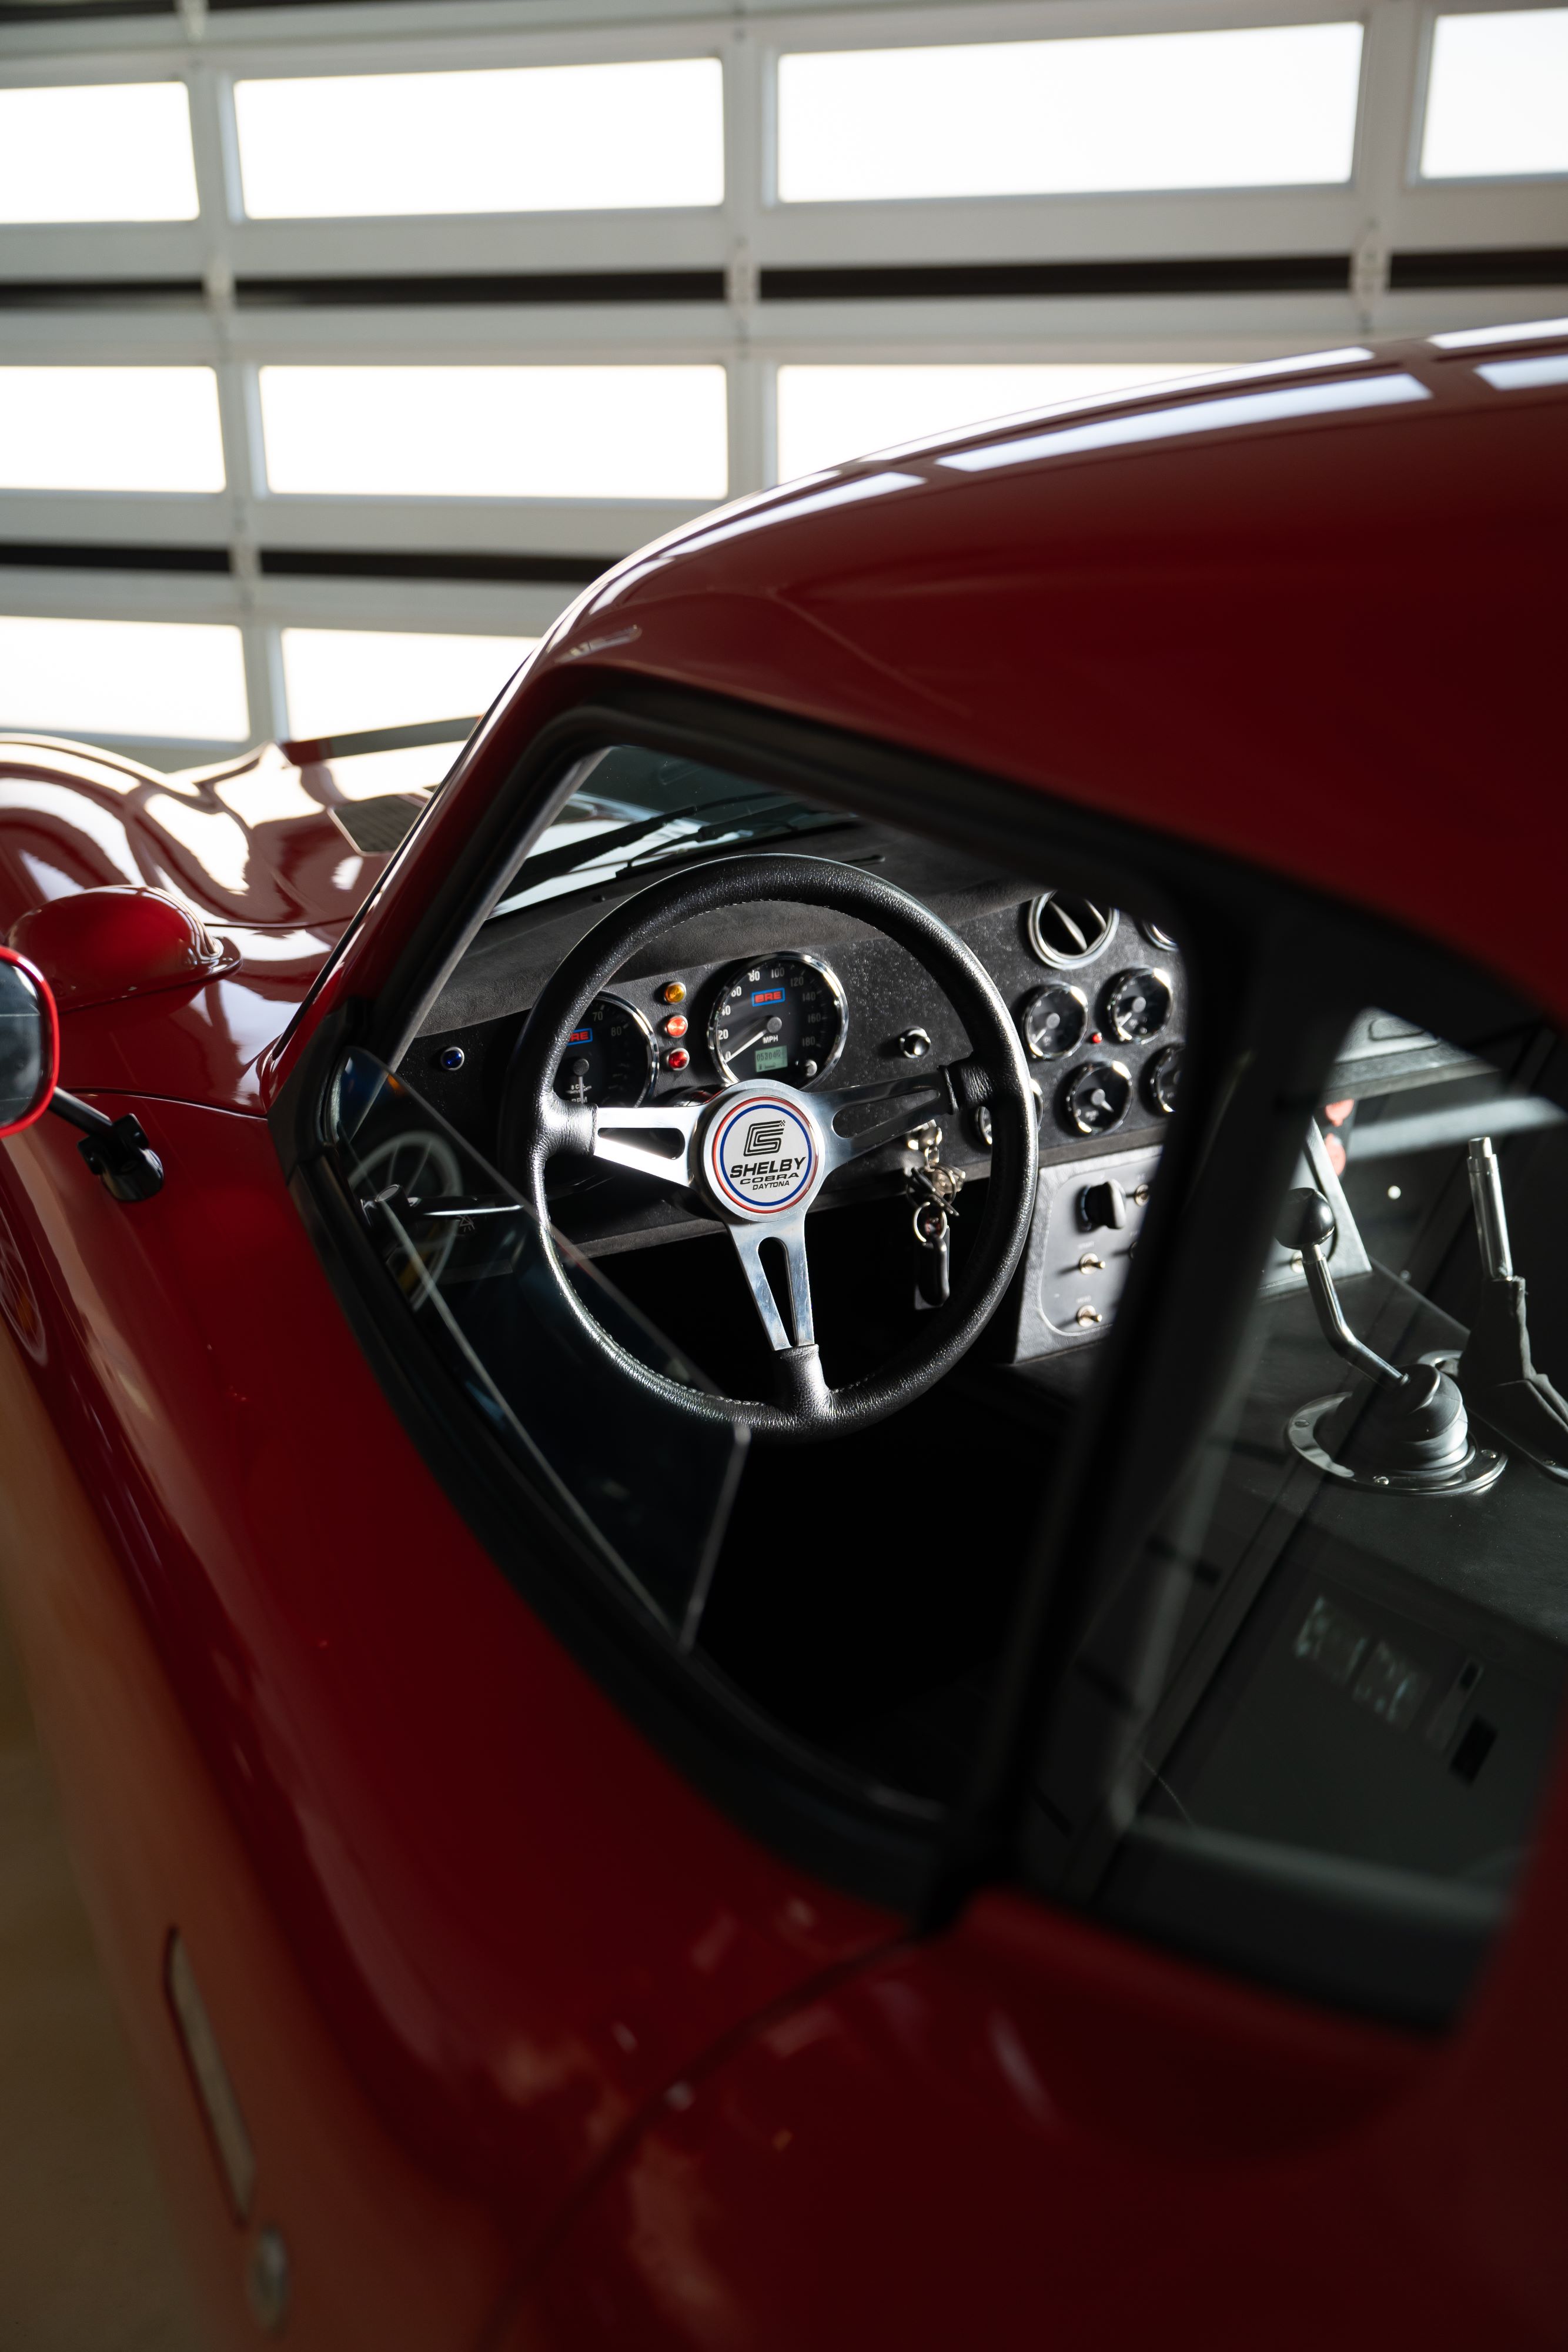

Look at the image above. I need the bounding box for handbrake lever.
[1457,1135,1568,1476]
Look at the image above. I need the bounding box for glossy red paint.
[9,884,232,1011]
[0,1088,891,2344]
[0,337,1562,2344]
[274,333,1568,1096]
[524,1755,1568,2348]
[0,736,380,1112]
[514,1889,1540,2351]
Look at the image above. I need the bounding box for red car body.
[0,332,1563,2347]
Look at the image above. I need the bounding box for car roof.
[517,323,1568,1028]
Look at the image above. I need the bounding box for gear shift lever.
[1277,1188,1475,1485]
[1277,1190,1405,1389]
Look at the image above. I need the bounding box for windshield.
[489,745,850,919]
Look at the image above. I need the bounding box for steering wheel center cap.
[702,1085,824,1221]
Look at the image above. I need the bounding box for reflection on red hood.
[0,735,393,1113]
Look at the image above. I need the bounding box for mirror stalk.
[49,1088,165,1203]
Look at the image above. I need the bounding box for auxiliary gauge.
[1103,967,1172,1044]
[1146,1042,1183,1117]
[1061,1060,1132,1137]
[1020,983,1087,1063]
[553,994,657,1107]
[708,952,847,1088]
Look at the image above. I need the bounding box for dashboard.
[408,826,1187,1314]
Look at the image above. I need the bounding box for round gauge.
[1103,967,1172,1044]
[1026,891,1118,970]
[1061,1060,1132,1137]
[1142,918,1178,951]
[1020,983,1087,1063]
[707,952,847,1088]
[553,994,656,1108]
[1146,1042,1183,1118]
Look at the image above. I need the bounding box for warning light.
[663,1013,688,1039]
[666,1047,691,1073]
[659,981,687,1005]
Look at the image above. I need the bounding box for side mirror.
[0,947,59,1137]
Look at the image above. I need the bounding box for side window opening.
[1025,986,1568,2028]
[318,734,1197,1853]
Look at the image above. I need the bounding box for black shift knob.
[1277,1187,1337,1255]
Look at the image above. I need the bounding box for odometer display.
[708,953,847,1088]
[553,994,656,1107]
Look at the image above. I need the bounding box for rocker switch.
[1079,1179,1129,1232]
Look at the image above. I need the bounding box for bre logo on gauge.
[708,1097,819,1217]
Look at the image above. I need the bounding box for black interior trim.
[1101,1817,1500,2029]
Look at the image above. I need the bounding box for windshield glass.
[489,744,850,919]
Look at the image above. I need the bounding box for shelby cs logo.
[708,1097,818,1217]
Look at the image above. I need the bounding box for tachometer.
[553,994,656,1107]
[708,953,847,1088]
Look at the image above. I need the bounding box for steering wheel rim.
[500,854,1038,1441]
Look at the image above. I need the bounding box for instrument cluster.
[1018,890,1185,1140]
[545,890,1184,1160]
[551,951,851,1110]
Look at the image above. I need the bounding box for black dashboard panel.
[402,834,1189,1264]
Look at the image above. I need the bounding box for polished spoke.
[728,1217,815,1351]
[588,1102,702,1188]
[816,1069,952,1167]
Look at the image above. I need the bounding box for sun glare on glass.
[777,23,1364,201]
[0,617,248,742]
[1422,8,1568,177]
[0,83,198,222]
[0,370,225,494]
[280,630,538,740]
[259,368,728,502]
[775,363,1242,479]
[235,59,723,218]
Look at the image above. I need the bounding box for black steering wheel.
[502,856,1038,1441]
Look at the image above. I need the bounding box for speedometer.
[707,953,847,1088]
[553,994,656,1107]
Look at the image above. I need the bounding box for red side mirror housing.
[0,946,61,1138]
